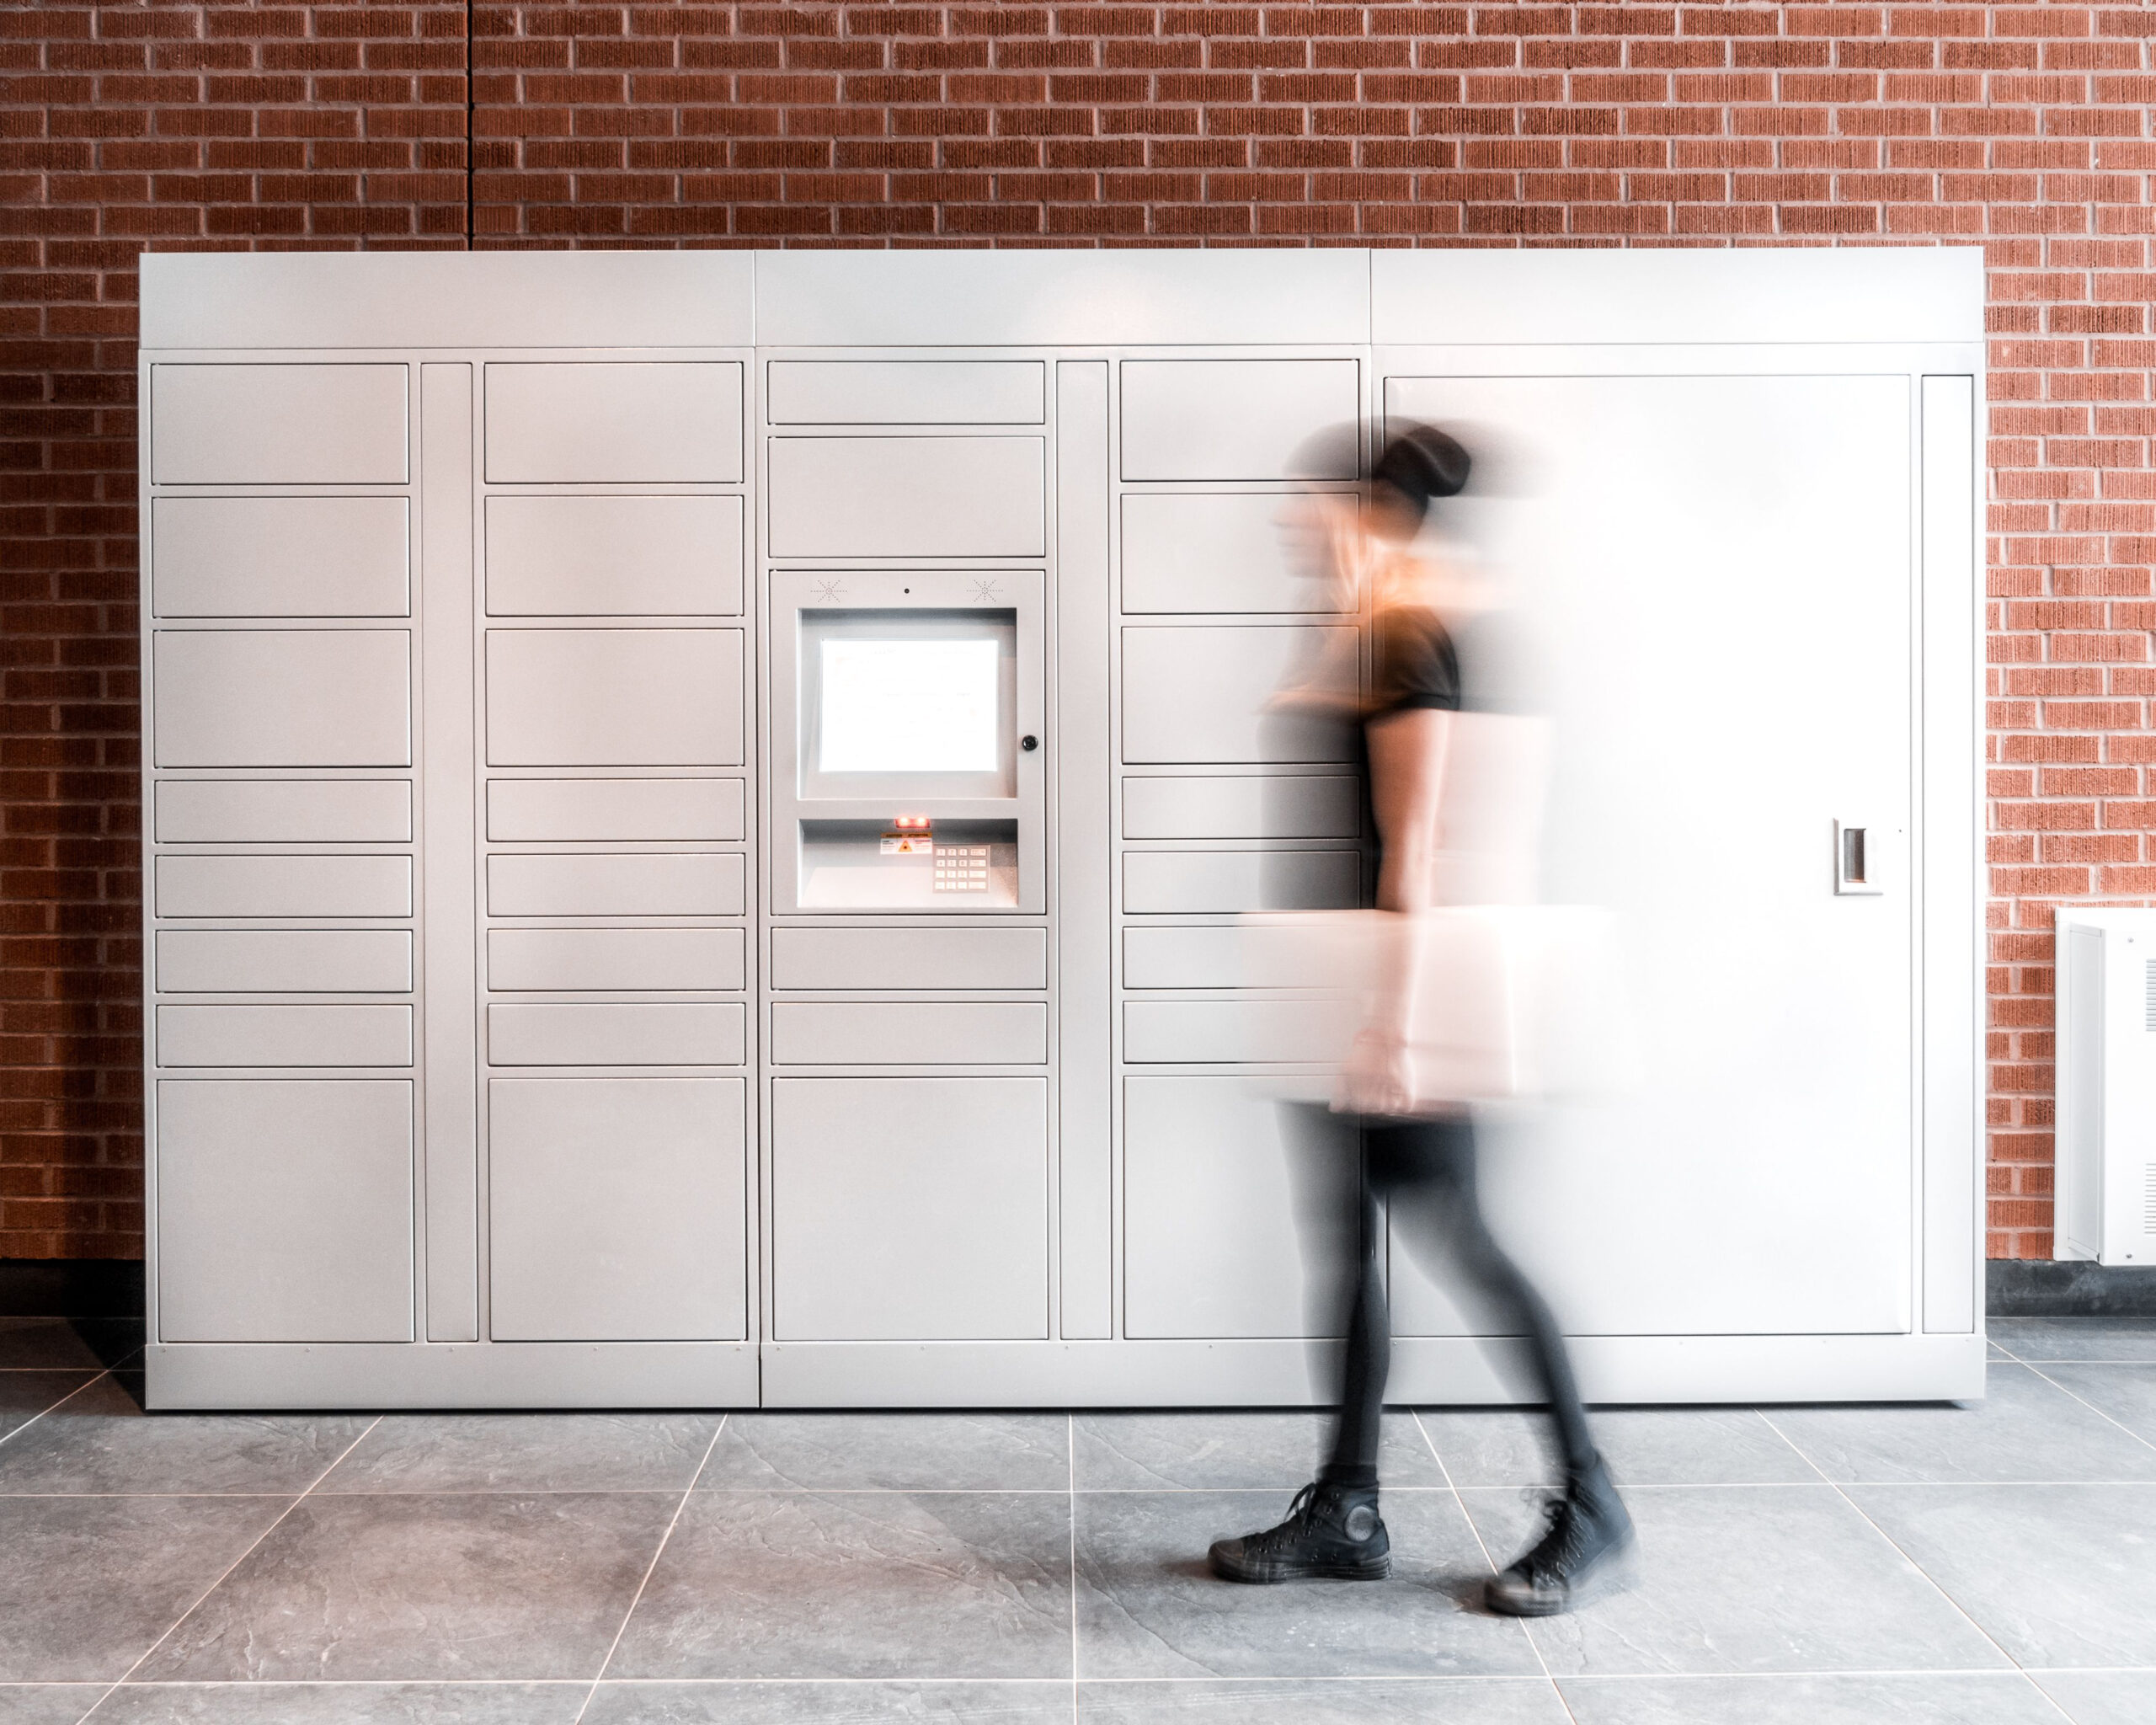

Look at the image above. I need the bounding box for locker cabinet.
[141,248,1982,1412]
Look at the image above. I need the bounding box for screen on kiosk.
[819,638,1000,774]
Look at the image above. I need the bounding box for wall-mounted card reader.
[770,569,1046,913]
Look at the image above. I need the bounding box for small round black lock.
[1020,734,1039,752]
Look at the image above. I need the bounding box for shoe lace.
[1514,1493,1596,1583]
[1244,1482,1322,1555]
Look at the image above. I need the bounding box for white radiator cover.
[2057,911,2156,1265]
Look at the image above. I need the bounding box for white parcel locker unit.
[2055,911,2156,1266]
[138,248,1984,1408]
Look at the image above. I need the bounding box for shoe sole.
[1210,1552,1392,1585]
[1483,1533,1636,1617]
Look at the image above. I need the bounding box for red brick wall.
[6,1,2153,1260]
[0,2,465,1258]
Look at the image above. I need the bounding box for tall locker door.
[1380,371,1915,1338]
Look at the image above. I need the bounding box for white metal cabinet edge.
[140,250,755,349]
[1371,247,1986,346]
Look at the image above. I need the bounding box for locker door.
[1380,371,1916,1338]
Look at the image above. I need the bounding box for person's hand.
[1335,1024,1417,1117]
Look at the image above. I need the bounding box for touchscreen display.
[819,638,1001,774]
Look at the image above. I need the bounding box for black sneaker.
[1484,1457,1635,1616]
[1209,1480,1391,1583]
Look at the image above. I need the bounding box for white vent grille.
[2145,959,2156,1032]
[2147,1164,2156,1236]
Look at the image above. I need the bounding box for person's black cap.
[1372,425,1470,521]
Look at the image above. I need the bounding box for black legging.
[1326,1115,1598,1483]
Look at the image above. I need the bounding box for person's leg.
[1405,1117,1596,1475]
[1209,1127,1392,1583]
[1387,1114,1632,1614]
[1319,1159,1389,1487]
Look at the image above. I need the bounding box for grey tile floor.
[3,1315,2155,1722]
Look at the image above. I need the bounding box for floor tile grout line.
[42,1665,2156,1689]
[0,1367,115,1458]
[1753,1407,2074,1721]
[1411,1408,1577,1723]
[73,1412,384,1725]
[572,1412,728,1724]
[2016,1361,2156,1460]
[1068,1413,1079,1722]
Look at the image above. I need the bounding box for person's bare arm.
[1368,706,1449,914]
[1336,705,1450,1114]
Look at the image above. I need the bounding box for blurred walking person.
[1207,426,1634,1617]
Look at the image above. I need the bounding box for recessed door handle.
[1834,819,1884,895]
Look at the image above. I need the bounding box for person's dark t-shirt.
[1368,606,1463,718]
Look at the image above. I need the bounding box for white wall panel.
[154,630,411,768]
[486,494,744,617]
[151,362,408,485]
[487,628,743,767]
[152,496,409,617]
[484,361,744,483]
[767,435,1045,558]
[488,1076,747,1341]
[156,1079,414,1343]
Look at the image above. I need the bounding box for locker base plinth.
[143,1337,1974,1414]
[759,1331,1988,1409]
[144,1341,759,1411]
[142,1332,1987,1413]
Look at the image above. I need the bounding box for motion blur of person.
[1206,426,1634,1617]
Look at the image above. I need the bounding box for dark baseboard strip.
[1988,1259,2156,1318]
[0,1258,145,1318]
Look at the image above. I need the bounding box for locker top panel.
[753,250,1372,348]
[141,246,1983,353]
[1372,248,1984,347]
[141,251,755,350]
